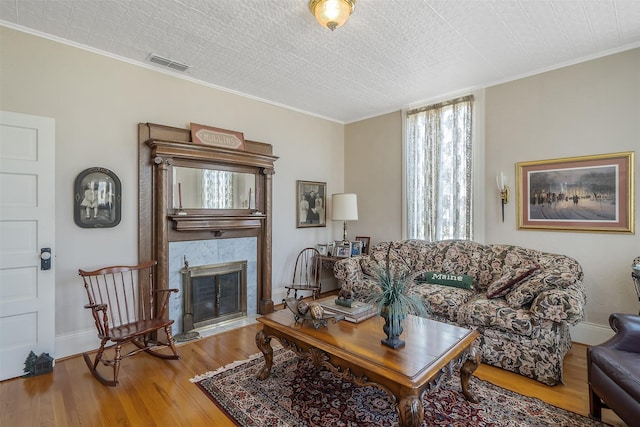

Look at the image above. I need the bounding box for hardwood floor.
[0,321,626,426]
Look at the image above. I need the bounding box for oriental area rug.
[191,348,609,427]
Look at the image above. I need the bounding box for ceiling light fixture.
[309,0,356,31]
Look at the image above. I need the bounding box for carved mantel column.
[259,167,275,314]
[153,155,173,292]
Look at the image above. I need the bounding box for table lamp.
[332,193,358,244]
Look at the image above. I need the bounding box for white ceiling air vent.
[148,54,189,72]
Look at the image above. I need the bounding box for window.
[203,170,233,208]
[405,95,474,241]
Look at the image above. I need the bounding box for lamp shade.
[309,0,356,31]
[332,193,358,221]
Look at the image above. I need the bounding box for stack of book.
[319,299,378,323]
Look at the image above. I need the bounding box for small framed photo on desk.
[355,236,370,255]
[351,240,363,256]
[316,244,328,256]
[334,242,351,258]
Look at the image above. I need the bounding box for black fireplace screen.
[182,260,247,331]
[192,271,241,323]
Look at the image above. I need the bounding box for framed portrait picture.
[334,242,352,258]
[316,244,328,256]
[74,167,122,228]
[355,236,371,254]
[296,180,326,228]
[517,152,634,233]
[351,240,363,256]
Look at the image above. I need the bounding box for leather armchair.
[588,313,640,424]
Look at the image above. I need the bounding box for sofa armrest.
[530,283,586,325]
[333,256,364,284]
[598,313,640,353]
[333,256,382,301]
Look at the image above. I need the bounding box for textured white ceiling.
[1,0,639,123]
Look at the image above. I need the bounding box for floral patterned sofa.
[333,239,586,385]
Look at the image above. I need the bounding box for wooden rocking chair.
[79,260,180,386]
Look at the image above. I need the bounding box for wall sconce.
[497,172,509,223]
[332,193,358,244]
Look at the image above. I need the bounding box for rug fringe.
[189,343,283,383]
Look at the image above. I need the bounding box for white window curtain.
[405,95,474,241]
[203,170,233,209]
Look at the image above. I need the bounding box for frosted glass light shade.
[309,0,356,31]
[332,193,358,220]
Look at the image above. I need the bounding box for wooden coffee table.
[255,310,480,427]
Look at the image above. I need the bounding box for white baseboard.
[570,321,614,346]
[55,329,98,360]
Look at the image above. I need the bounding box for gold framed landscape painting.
[517,152,634,233]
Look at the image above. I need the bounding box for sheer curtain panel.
[203,170,233,209]
[405,95,473,241]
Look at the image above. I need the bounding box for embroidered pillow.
[506,270,575,307]
[420,272,474,290]
[486,264,540,299]
[505,277,543,307]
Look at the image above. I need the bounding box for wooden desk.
[317,255,345,291]
[317,254,342,269]
[256,310,480,427]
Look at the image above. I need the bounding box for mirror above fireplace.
[172,166,256,210]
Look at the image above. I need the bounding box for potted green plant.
[364,245,429,349]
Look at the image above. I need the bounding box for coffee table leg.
[255,329,273,380]
[460,349,480,403]
[397,391,423,427]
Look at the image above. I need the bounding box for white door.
[0,111,55,381]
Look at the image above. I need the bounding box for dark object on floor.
[588,312,640,425]
[23,351,53,377]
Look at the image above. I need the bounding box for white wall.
[344,111,402,245]
[345,48,640,343]
[0,27,345,357]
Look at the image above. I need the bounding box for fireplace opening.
[181,260,247,332]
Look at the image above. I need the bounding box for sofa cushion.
[477,245,541,291]
[420,272,474,290]
[486,264,540,299]
[411,284,474,320]
[505,269,576,308]
[434,240,485,278]
[457,295,537,336]
[360,241,434,277]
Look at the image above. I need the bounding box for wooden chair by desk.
[283,247,322,301]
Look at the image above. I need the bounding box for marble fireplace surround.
[168,237,257,336]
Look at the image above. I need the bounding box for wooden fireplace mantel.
[138,122,278,315]
[168,213,266,232]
